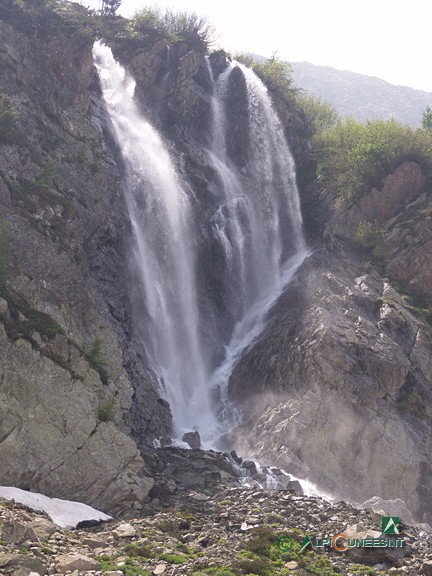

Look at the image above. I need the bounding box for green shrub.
[158,552,189,564]
[193,569,236,576]
[163,10,214,52]
[232,552,273,576]
[86,336,109,383]
[313,117,432,200]
[96,555,150,576]
[130,7,214,52]
[0,219,9,287]
[124,542,154,558]
[86,336,103,366]
[129,6,165,37]
[398,390,427,418]
[0,95,20,143]
[155,519,180,537]
[245,526,279,558]
[354,220,384,249]
[299,94,339,134]
[97,396,116,422]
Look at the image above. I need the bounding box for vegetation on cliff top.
[311,117,432,201]
[1,0,215,54]
[129,7,215,53]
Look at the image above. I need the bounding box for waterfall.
[207,61,308,424]
[94,42,307,444]
[93,42,219,440]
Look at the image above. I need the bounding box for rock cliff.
[1,0,432,527]
[227,160,432,522]
[0,2,171,514]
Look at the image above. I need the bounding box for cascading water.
[93,42,308,444]
[93,42,219,440]
[206,61,308,425]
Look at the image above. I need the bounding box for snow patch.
[0,486,112,529]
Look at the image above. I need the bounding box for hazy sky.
[83,0,432,93]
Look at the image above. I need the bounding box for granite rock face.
[0,4,166,513]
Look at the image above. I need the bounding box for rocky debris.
[143,446,307,512]
[1,485,431,576]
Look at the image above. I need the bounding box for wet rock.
[0,11,169,516]
[182,431,201,449]
[242,460,258,476]
[286,480,304,495]
[228,251,432,523]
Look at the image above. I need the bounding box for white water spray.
[207,61,308,426]
[93,42,219,440]
[94,44,308,443]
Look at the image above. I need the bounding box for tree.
[101,0,121,16]
[422,106,432,131]
[300,95,339,134]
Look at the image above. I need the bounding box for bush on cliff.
[312,117,432,200]
[130,7,214,53]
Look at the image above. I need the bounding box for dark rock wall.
[0,5,170,513]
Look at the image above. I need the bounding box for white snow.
[0,486,112,528]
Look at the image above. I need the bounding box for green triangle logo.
[299,534,313,553]
[382,516,400,535]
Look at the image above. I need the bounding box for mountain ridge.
[291,60,432,127]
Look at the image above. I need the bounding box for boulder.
[55,553,100,573]
[182,431,201,449]
[1,514,40,545]
[112,523,137,539]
